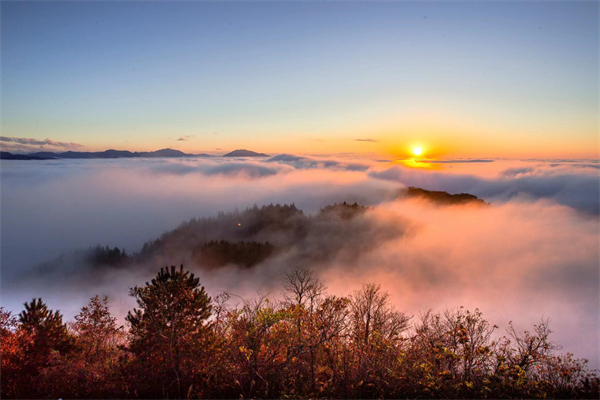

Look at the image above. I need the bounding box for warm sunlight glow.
[413,147,423,156]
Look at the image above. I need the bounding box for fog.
[1,155,598,368]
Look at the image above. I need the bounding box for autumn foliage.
[1,266,598,399]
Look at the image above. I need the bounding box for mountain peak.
[222,149,269,157]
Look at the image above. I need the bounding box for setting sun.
[413,147,423,156]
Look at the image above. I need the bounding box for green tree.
[18,298,73,359]
[126,265,212,398]
[15,298,73,397]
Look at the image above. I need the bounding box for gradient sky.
[1,1,598,158]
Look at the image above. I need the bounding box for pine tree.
[15,298,73,397]
[19,298,73,357]
[126,265,212,398]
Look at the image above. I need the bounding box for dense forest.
[29,190,484,281]
[32,201,395,280]
[33,190,468,280]
[1,265,598,399]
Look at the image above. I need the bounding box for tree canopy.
[1,266,597,399]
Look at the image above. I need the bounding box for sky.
[1,1,598,159]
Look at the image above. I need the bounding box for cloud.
[204,163,281,179]
[549,163,600,170]
[370,165,600,214]
[355,138,378,142]
[420,159,494,164]
[147,159,286,179]
[148,162,201,176]
[501,167,535,178]
[0,136,85,153]
[266,154,370,172]
[1,156,598,369]
[176,135,195,141]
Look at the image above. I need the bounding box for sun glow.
[413,147,423,156]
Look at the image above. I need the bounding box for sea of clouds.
[1,154,598,367]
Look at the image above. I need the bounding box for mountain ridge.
[0,151,56,160]
[2,148,214,160]
[1,148,271,160]
[29,148,213,159]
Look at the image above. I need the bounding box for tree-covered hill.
[28,191,486,279]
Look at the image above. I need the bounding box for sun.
[413,147,423,156]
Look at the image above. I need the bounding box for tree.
[71,295,124,360]
[2,269,599,398]
[37,296,127,398]
[0,306,17,337]
[13,298,74,397]
[349,284,411,397]
[0,307,24,398]
[19,298,73,354]
[350,283,410,347]
[282,268,335,395]
[126,265,212,398]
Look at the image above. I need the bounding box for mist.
[1,155,598,368]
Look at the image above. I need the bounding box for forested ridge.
[33,201,385,277]
[31,192,484,278]
[1,266,598,399]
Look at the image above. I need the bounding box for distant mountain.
[0,152,56,160]
[18,148,214,160]
[222,149,269,157]
[137,148,191,158]
[4,147,272,160]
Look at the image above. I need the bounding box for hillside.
[34,191,482,277]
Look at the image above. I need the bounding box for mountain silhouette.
[6,148,214,160]
[0,152,56,160]
[222,149,269,157]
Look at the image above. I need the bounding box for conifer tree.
[15,298,73,397]
[19,298,73,357]
[126,265,212,398]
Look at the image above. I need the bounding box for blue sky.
[1,1,598,157]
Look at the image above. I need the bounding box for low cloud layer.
[1,155,598,368]
[0,136,85,153]
[370,163,600,214]
[266,154,370,171]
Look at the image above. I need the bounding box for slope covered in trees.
[140,201,405,268]
[403,186,487,206]
[193,240,275,269]
[1,266,598,399]
[33,201,404,279]
[28,192,490,281]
